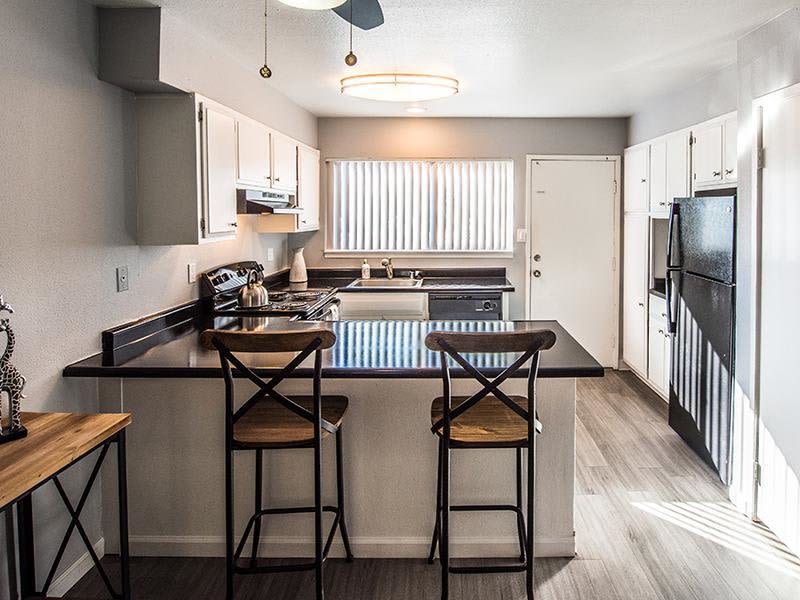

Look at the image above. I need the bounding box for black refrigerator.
[666,189,736,484]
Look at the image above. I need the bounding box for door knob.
[533,254,541,262]
[533,270,542,278]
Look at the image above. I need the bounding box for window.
[326,159,514,254]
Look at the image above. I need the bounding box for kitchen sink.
[347,279,423,288]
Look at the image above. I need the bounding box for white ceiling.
[95,0,794,118]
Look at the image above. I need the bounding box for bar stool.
[201,326,354,600]
[424,329,556,600]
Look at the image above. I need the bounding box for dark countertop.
[281,268,514,294]
[64,319,603,380]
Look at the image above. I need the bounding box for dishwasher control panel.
[428,292,503,320]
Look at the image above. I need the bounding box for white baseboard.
[48,537,105,598]
[129,534,575,559]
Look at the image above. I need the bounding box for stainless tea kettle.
[238,270,269,308]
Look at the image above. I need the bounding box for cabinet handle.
[641,178,647,183]
[638,302,644,307]
[659,201,666,206]
[725,169,734,176]
[274,176,281,182]
[661,313,667,318]
[658,329,664,335]
[229,222,238,228]
[712,171,721,177]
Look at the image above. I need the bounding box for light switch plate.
[116,266,129,292]
[516,229,528,243]
[187,262,197,283]
[267,248,275,261]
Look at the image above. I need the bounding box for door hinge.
[200,218,206,233]
[613,180,618,195]
[688,135,694,146]
[757,147,766,170]
[612,257,617,272]
[198,107,204,122]
[754,461,762,486]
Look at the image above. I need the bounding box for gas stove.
[200,261,339,320]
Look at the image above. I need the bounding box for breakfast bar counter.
[63,319,602,562]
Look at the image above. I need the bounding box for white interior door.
[529,158,619,367]
[755,85,800,557]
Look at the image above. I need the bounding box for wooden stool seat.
[234,396,349,449]
[430,396,542,448]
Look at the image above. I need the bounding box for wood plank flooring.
[66,371,800,599]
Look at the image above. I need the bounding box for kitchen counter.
[64,314,600,562]
[273,267,514,294]
[64,318,601,379]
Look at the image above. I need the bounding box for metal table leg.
[16,496,35,598]
[5,507,18,600]
[117,430,131,600]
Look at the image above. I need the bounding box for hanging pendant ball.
[259,64,272,79]
[345,52,358,67]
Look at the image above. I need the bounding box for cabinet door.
[666,131,690,204]
[648,314,667,396]
[623,213,649,375]
[649,140,667,214]
[236,119,270,187]
[624,145,649,212]
[202,104,238,236]
[271,134,298,191]
[723,116,738,183]
[692,122,723,188]
[297,146,320,232]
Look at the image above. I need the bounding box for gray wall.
[300,117,629,319]
[628,63,738,145]
[0,0,314,591]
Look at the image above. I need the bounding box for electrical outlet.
[267,248,274,261]
[116,266,129,292]
[187,262,197,283]
[516,229,529,243]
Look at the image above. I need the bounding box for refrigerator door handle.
[667,200,680,270]
[665,268,677,334]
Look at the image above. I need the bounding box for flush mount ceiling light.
[341,74,459,102]
[405,106,428,114]
[278,0,347,9]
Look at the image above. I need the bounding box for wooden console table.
[1,412,132,600]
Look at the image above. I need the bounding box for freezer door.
[674,195,735,284]
[669,272,734,484]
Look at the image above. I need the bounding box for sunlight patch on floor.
[632,501,800,580]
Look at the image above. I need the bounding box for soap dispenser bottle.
[361,259,370,279]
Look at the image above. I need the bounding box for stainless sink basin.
[348,279,423,288]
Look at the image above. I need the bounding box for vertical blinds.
[327,159,513,253]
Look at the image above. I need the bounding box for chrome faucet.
[381,257,394,279]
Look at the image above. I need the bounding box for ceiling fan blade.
[333,0,384,30]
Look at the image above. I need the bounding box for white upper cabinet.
[624,145,649,212]
[297,145,320,232]
[202,104,238,236]
[692,121,724,188]
[623,213,649,376]
[691,114,737,190]
[723,115,738,184]
[650,132,690,216]
[135,93,318,245]
[236,118,271,188]
[135,94,238,245]
[271,133,298,191]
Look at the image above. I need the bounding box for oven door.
[304,299,341,322]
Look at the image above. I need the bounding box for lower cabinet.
[339,293,427,320]
[647,315,670,399]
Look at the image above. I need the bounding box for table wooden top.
[0,412,132,510]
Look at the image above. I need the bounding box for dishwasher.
[428,292,503,320]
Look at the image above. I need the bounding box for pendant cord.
[264,0,269,65]
[349,1,353,53]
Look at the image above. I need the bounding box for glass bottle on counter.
[361,259,371,279]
